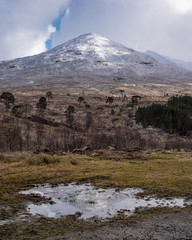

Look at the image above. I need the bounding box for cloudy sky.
[1,0,192,61]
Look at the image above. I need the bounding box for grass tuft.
[27,153,59,165]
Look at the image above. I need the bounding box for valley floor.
[0,150,192,239]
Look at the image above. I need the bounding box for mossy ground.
[0,150,192,239]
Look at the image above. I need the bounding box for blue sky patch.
[46,10,67,50]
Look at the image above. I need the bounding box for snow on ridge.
[49,33,157,68]
[0,33,191,81]
[145,50,192,72]
[145,50,176,65]
[52,33,132,62]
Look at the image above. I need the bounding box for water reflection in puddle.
[20,183,190,220]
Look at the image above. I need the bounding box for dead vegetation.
[1,89,192,153]
[27,153,59,165]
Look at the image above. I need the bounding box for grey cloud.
[1,0,192,61]
[0,0,69,60]
[52,0,192,61]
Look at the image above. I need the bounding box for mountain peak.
[0,33,191,89]
[63,33,112,49]
[52,32,136,63]
[72,32,109,41]
[78,32,107,38]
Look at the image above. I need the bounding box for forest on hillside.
[136,96,192,135]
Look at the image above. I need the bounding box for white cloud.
[65,8,71,17]
[0,0,69,60]
[1,0,192,62]
[51,0,192,61]
[1,24,56,59]
[166,0,192,13]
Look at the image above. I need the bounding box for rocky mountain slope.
[0,33,192,89]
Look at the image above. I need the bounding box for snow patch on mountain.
[0,33,191,86]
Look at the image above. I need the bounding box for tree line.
[136,95,192,135]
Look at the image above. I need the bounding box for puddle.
[20,183,191,220]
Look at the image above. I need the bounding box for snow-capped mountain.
[0,33,191,88]
[145,50,192,72]
[145,50,176,66]
[171,59,192,72]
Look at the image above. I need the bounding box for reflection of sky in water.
[20,183,190,220]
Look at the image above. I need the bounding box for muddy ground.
[47,209,192,240]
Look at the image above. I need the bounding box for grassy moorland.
[1,89,192,239]
[0,150,192,239]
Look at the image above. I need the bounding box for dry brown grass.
[70,159,78,165]
[0,152,60,166]
[1,150,192,198]
[27,153,59,165]
[0,153,5,161]
[0,152,29,163]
